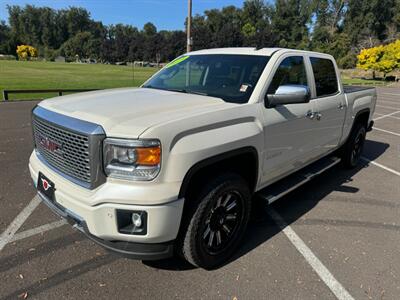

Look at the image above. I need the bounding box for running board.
[257,156,341,205]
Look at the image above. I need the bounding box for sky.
[0,0,247,30]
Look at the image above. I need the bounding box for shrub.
[357,40,400,77]
[16,45,38,60]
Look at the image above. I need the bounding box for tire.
[341,122,367,169]
[178,173,251,269]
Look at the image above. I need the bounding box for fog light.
[131,213,142,227]
[116,209,147,235]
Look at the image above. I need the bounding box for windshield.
[143,54,270,104]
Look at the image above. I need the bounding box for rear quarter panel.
[342,87,377,144]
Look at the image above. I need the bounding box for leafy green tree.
[60,31,101,59]
[344,0,397,49]
[272,0,313,48]
[0,20,13,54]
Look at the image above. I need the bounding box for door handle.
[338,103,345,110]
[306,110,315,119]
[315,112,322,120]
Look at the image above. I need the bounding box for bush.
[16,45,38,60]
[357,40,400,77]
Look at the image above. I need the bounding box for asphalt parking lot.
[0,87,399,300]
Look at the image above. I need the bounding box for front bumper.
[37,191,174,260]
[29,150,184,258]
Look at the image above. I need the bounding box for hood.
[38,87,227,138]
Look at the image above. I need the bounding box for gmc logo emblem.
[38,134,63,154]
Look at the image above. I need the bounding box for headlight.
[103,138,161,181]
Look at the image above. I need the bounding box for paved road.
[0,87,399,299]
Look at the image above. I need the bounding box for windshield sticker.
[165,56,189,68]
[240,84,249,92]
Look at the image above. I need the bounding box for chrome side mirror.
[266,85,311,107]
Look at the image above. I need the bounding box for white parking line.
[373,127,400,137]
[10,219,67,243]
[0,195,41,251]
[383,93,400,96]
[374,113,400,120]
[379,100,400,106]
[376,104,400,110]
[373,111,400,121]
[267,208,354,300]
[361,157,400,176]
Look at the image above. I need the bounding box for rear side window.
[267,56,308,94]
[310,57,338,97]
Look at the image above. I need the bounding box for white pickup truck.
[29,48,376,269]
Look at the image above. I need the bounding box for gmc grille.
[32,106,106,189]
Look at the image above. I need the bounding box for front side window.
[310,57,338,97]
[267,56,308,94]
[143,54,270,104]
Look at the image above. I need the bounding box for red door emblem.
[41,178,51,191]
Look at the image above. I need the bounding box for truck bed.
[343,85,375,93]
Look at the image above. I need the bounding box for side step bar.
[257,156,341,205]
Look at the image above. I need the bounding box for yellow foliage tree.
[16,45,38,60]
[357,40,400,78]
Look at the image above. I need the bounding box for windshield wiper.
[143,86,208,97]
[169,88,208,96]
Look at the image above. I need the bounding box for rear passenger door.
[309,57,346,154]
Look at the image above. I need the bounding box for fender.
[178,146,259,198]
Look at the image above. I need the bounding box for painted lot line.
[374,113,400,120]
[10,219,67,243]
[361,157,400,176]
[376,104,400,110]
[373,110,400,121]
[373,127,400,137]
[378,98,400,103]
[267,208,354,300]
[0,195,41,251]
[383,92,400,96]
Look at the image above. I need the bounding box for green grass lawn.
[0,60,390,101]
[341,77,388,86]
[0,60,158,100]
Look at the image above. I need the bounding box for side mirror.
[266,85,311,107]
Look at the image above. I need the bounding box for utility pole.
[187,0,192,52]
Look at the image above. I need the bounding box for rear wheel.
[178,173,251,269]
[341,122,367,168]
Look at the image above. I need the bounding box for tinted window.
[310,57,338,97]
[267,56,308,94]
[143,54,269,104]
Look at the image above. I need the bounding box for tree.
[272,0,313,48]
[241,0,274,47]
[357,40,400,77]
[60,31,101,59]
[344,0,396,50]
[378,39,400,75]
[16,44,37,60]
[0,21,12,54]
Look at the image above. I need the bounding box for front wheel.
[178,173,251,269]
[341,122,367,168]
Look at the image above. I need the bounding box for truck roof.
[187,47,333,58]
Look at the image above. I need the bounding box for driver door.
[260,55,321,185]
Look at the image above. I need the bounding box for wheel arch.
[353,108,370,129]
[178,146,259,199]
